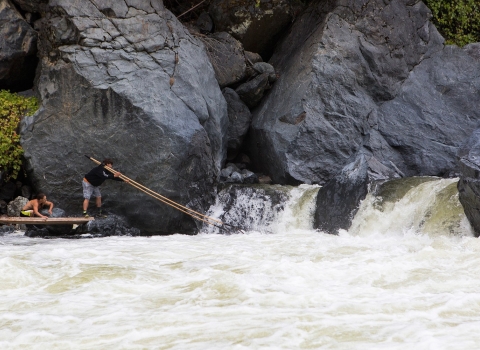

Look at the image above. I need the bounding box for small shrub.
[424,0,480,46]
[0,90,39,181]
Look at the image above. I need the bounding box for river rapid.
[1,178,480,349]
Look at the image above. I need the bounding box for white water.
[2,178,480,349]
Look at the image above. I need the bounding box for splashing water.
[349,177,473,237]
[1,178,480,349]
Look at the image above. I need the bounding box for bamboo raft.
[0,216,94,225]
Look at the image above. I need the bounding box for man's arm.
[110,170,129,183]
[33,202,48,219]
[45,200,54,215]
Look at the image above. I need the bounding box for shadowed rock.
[209,0,296,59]
[235,73,269,108]
[223,87,252,153]
[11,0,48,13]
[197,11,214,33]
[0,0,38,91]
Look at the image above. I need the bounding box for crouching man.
[20,193,53,219]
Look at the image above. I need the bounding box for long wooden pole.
[85,156,225,227]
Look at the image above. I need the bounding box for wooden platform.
[0,216,94,225]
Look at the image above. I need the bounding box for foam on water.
[1,179,480,349]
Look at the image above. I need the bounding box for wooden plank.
[0,217,94,225]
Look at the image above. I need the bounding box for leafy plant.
[424,0,480,46]
[0,90,39,181]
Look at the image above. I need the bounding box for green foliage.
[0,90,39,181]
[424,0,480,46]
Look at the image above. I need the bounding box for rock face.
[20,0,228,234]
[0,0,38,91]
[247,0,480,185]
[457,129,480,237]
[209,0,296,59]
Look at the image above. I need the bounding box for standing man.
[82,158,127,217]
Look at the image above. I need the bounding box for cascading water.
[349,177,473,237]
[203,178,472,237]
[202,184,320,234]
[1,177,480,349]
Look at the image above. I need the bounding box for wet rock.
[241,169,258,184]
[74,214,141,237]
[202,32,246,87]
[7,196,28,217]
[228,171,243,183]
[314,150,401,235]
[235,73,269,108]
[24,227,50,237]
[220,167,233,180]
[34,207,71,235]
[0,0,38,91]
[457,129,480,237]
[0,225,14,235]
[223,88,252,153]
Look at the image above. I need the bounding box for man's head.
[103,158,113,167]
[36,193,46,204]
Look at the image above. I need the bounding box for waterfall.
[204,177,473,237]
[202,184,320,234]
[349,177,473,237]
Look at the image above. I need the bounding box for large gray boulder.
[457,129,480,237]
[0,0,38,91]
[20,0,228,235]
[247,0,480,185]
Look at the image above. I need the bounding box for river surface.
[1,179,480,349]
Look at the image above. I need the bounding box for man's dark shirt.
[84,165,122,187]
